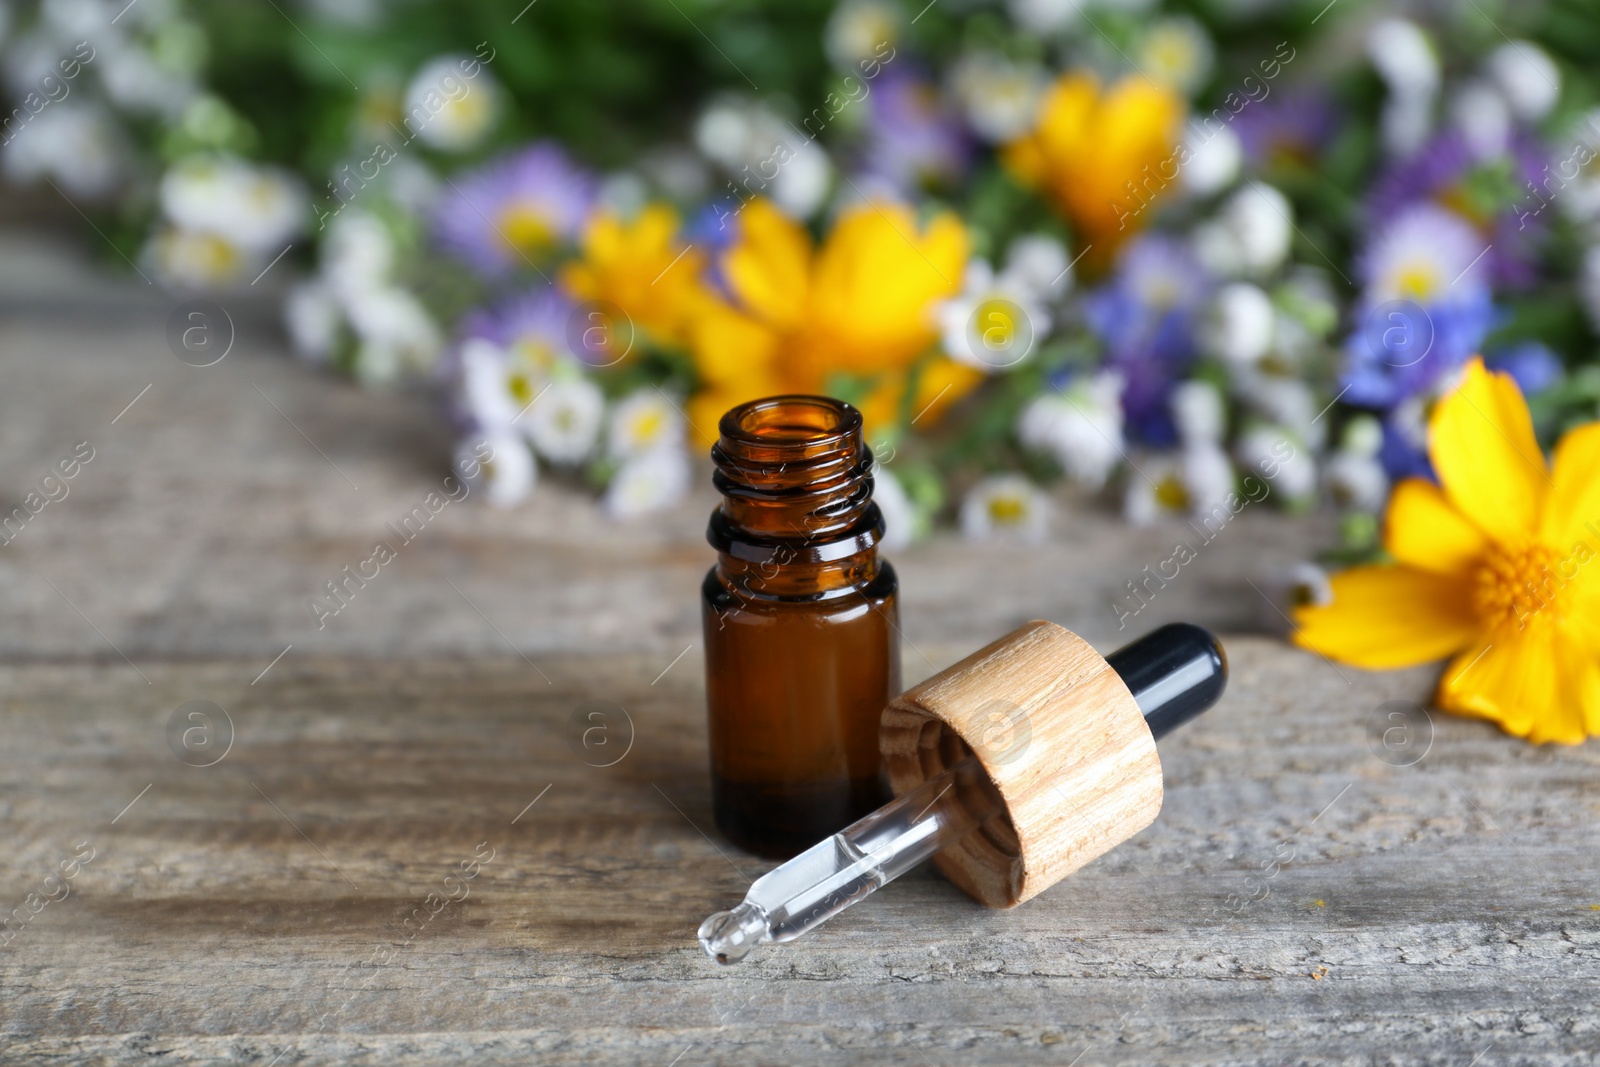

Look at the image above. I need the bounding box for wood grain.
[883,621,1162,908]
[2,643,1598,1065]
[2,232,1598,1064]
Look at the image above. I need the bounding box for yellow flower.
[1294,359,1600,744]
[1002,72,1184,266]
[684,197,971,444]
[561,204,707,348]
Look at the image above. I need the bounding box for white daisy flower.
[1182,443,1237,516]
[1486,41,1559,122]
[1193,185,1292,278]
[1124,446,1234,526]
[940,259,1050,372]
[1278,561,1333,607]
[2,102,121,198]
[459,338,520,431]
[353,339,404,387]
[405,55,500,152]
[1449,80,1512,160]
[1223,183,1293,276]
[144,226,248,288]
[598,172,649,218]
[1367,18,1439,99]
[159,156,306,256]
[324,210,396,297]
[1000,234,1073,302]
[608,389,687,460]
[100,42,195,118]
[284,280,341,363]
[1201,282,1276,368]
[1380,92,1435,160]
[871,464,921,551]
[1237,425,1315,502]
[1558,109,1600,224]
[526,376,604,464]
[824,0,900,72]
[961,474,1049,543]
[1005,0,1080,35]
[1171,379,1226,447]
[770,136,833,221]
[1324,451,1388,513]
[455,435,536,509]
[1237,374,1324,450]
[344,286,441,373]
[1258,560,1333,633]
[1342,413,1385,458]
[1017,371,1125,491]
[604,448,692,520]
[694,98,757,170]
[1139,17,1214,96]
[1182,123,1241,198]
[950,52,1046,144]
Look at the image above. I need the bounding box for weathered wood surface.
[1,648,1597,1066]
[2,233,1598,1064]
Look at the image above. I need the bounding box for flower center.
[497,202,556,254]
[506,371,534,406]
[1154,474,1189,512]
[1472,541,1563,631]
[987,495,1027,524]
[630,409,665,445]
[1392,261,1440,302]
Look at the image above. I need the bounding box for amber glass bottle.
[703,395,900,858]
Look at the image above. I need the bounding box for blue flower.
[1487,341,1563,397]
[1341,204,1495,411]
[1086,236,1209,445]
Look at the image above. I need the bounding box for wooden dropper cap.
[880,622,1226,908]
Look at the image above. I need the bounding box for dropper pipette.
[699,623,1227,964]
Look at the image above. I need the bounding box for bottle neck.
[708,395,884,599]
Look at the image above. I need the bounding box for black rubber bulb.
[1105,623,1228,741]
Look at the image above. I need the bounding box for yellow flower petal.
[689,300,779,389]
[1540,420,1600,551]
[1428,357,1546,545]
[1292,564,1477,669]
[723,199,811,334]
[805,202,966,378]
[1003,72,1183,261]
[562,204,707,346]
[1384,477,1490,576]
[1437,625,1600,745]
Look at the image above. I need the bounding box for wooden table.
[2,234,1597,1064]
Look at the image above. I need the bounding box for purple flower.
[1367,130,1548,290]
[1233,89,1341,170]
[433,143,596,277]
[860,69,971,193]
[1086,236,1211,446]
[461,285,574,352]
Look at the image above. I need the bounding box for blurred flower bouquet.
[6,0,1600,542]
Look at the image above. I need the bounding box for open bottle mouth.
[718,395,861,453]
[710,395,878,546]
